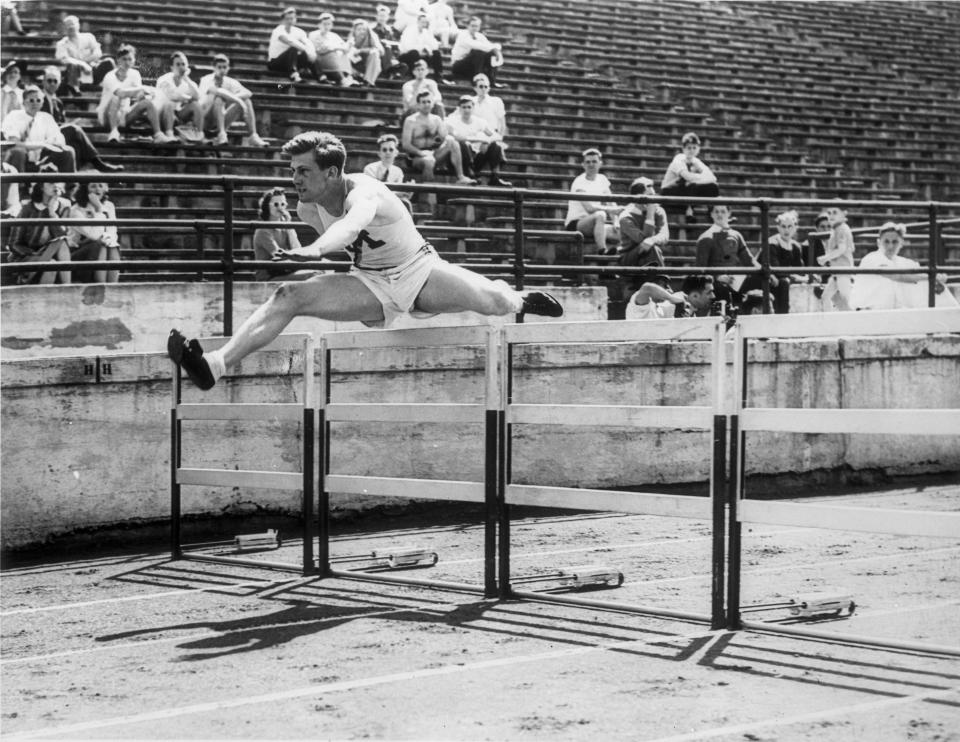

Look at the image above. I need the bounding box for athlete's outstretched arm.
[277,190,378,261]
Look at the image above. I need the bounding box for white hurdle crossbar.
[319,324,501,596]
[499,317,728,627]
[171,333,316,574]
[728,307,960,655]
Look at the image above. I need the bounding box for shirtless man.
[401,90,475,185]
[168,131,562,390]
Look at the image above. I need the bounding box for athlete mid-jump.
[169,131,563,390]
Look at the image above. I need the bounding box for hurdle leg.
[710,413,727,630]
[170,366,183,560]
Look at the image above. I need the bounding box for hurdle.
[728,308,960,656]
[171,333,316,575]
[498,317,729,628]
[318,324,501,597]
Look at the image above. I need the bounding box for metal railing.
[2,171,958,334]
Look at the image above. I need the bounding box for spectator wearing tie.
[398,12,446,83]
[451,16,504,88]
[54,15,115,97]
[363,133,413,212]
[39,66,122,172]
[2,85,77,174]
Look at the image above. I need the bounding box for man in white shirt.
[398,12,446,83]
[2,85,76,173]
[199,54,267,147]
[471,74,506,136]
[445,95,510,187]
[308,12,359,87]
[393,0,428,33]
[400,59,443,118]
[850,222,954,310]
[451,16,504,87]
[97,44,173,144]
[626,274,716,320]
[427,0,458,47]
[54,15,115,96]
[266,7,316,84]
[154,52,202,142]
[564,148,620,254]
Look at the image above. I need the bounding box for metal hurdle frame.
[498,317,729,628]
[318,324,501,597]
[171,333,317,574]
[728,308,960,655]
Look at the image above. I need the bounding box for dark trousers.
[59,124,100,169]
[451,49,497,84]
[397,49,443,80]
[60,58,115,94]
[660,180,719,215]
[471,141,505,175]
[4,143,76,175]
[267,47,312,77]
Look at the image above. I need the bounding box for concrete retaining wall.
[2,330,958,549]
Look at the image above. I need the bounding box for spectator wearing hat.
[345,19,385,86]
[445,95,510,187]
[267,7,316,84]
[54,15,115,97]
[198,54,267,147]
[398,12,446,83]
[451,16,504,88]
[2,85,77,174]
[309,13,361,87]
[39,66,123,172]
[660,132,719,218]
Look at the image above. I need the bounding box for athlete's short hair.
[282,131,347,173]
[258,187,287,220]
[682,274,714,295]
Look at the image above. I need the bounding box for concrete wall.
[2,330,958,549]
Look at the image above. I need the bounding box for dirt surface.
[1,483,959,741]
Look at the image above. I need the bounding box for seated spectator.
[40,66,123,172]
[445,95,510,187]
[3,85,77,174]
[428,0,458,48]
[252,187,316,282]
[850,222,955,310]
[372,4,404,78]
[563,148,621,255]
[2,1,36,37]
[695,202,755,309]
[451,16,504,87]
[7,178,72,285]
[54,15,115,97]
[626,273,716,320]
[660,132,719,218]
[471,74,506,138]
[394,0,429,33]
[816,204,854,311]
[198,54,267,147]
[398,12,446,83]
[362,133,413,212]
[154,52,202,143]
[345,19,384,87]
[401,59,444,119]
[752,208,806,314]
[68,178,120,283]
[97,45,174,144]
[266,7,316,84]
[617,176,669,293]
[1,59,25,120]
[402,90,475,185]
[309,13,360,87]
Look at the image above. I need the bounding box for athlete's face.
[290,151,336,203]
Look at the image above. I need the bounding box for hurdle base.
[326,566,486,595]
[507,588,712,625]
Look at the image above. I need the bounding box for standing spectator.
[816,204,854,311]
[451,16,504,87]
[7,179,72,285]
[40,66,123,172]
[345,19,384,87]
[1,59,25,120]
[401,59,444,118]
[198,54,267,147]
[68,179,121,283]
[471,74,506,137]
[393,0,428,33]
[428,0,458,48]
[445,95,510,187]
[695,202,755,309]
[252,187,312,282]
[362,133,413,213]
[97,45,173,144]
[398,12,446,83]
[309,13,360,87]
[2,85,77,174]
[266,7,316,84]
[660,132,719,218]
[617,176,669,281]
[401,90,475,186]
[54,15,115,97]
[154,52,203,143]
[563,148,620,255]
[372,4,404,78]
[850,221,954,310]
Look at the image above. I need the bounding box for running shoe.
[167,329,216,390]
[520,291,564,318]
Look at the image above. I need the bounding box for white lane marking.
[0,576,306,617]
[646,686,960,742]
[3,629,717,740]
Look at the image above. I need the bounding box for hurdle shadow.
[696,631,960,702]
[103,559,306,597]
